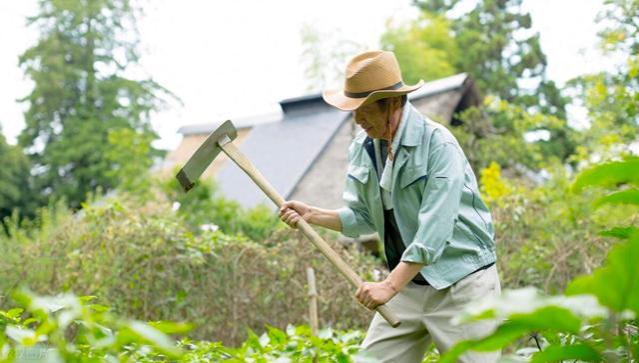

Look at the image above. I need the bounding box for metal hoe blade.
[176,120,237,192]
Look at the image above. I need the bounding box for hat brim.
[322,80,424,111]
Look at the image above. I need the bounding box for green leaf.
[88,304,111,313]
[572,157,639,192]
[530,343,602,362]
[267,325,288,345]
[0,308,24,321]
[79,296,98,303]
[599,227,639,239]
[438,322,525,363]
[506,306,583,333]
[593,188,639,207]
[148,321,195,335]
[567,235,639,314]
[22,318,40,326]
[439,306,583,363]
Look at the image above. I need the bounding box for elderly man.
[279,50,500,362]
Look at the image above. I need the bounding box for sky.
[0,0,615,150]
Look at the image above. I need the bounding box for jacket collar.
[398,103,424,147]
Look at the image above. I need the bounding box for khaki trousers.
[356,265,502,363]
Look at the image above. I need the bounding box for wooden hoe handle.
[219,139,401,328]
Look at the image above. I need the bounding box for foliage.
[409,0,569,117]
[161,176,281,241]
[0,132,36,225]
[1,291,442,363]
[0,289,188,362]
[450,97,575,172]
[380,0,577,168]
[569,70,638,158]
[0,193,381,346]
[568,157,639,312]
[18,0,174,209]
[568,0,638,158]
[479,162,513,206]
[192,325,435,363]
[380,0,579,167]
[105,128,159,195]
[597,0,639,55]
[440,156,639,362]
[485,164,624,293]
[380,13,459,84]
[180,325,365,363]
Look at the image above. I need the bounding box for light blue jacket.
[337,104,497,289]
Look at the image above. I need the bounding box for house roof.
[178,73,478,208]
[215,96,349,208]
[409,73,473,100]
[177,73,474,137]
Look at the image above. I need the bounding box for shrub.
[160,176,281,241]
[483,160,637,293]
[0,193,380,346]
[441,157,639,362]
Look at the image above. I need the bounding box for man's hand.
[279,200,312,228]
[355,280,398,310]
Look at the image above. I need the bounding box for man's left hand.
[355,280,398,310]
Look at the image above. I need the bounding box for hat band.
[344,81,404,98]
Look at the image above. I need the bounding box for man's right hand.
[279,200,313,228]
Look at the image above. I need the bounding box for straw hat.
[322,50,424,111]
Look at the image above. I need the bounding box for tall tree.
[380,0,576,165]
[18,0,171,208]
[413,0,569,115]
[569,0,639,159]
[381,13,460,84]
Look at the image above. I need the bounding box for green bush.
[0,193,380,346]
[160,176,281,241]
[482,160,637,293]
[440,157,639,362]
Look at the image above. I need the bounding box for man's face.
[353,101,392,139]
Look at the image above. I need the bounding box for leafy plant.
[161,175,282,240]
[0,192,380,345]
[0,289,189,362]
[439,157,639,362]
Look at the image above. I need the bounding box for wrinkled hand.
[279,200,312,228]
[356,280,398,310]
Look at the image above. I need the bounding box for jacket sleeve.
[400,139,465,265]
[337,174,377,238]
[336,140,377,238]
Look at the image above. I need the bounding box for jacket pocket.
[347,164,370,184]
[400,165,428,189]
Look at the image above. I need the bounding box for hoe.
[176,120,401,327]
